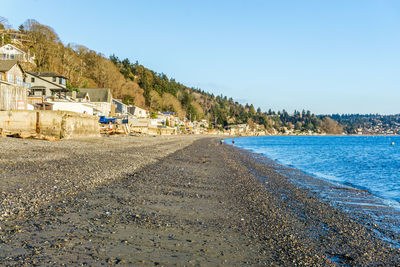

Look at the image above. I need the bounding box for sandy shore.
[0,136,399,265]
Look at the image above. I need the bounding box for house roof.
[78,88,112,103]
[30,72,68,79]
[66,91,89,99]
[0,44,26,54]
[130,105,148,111]
[26,72,68,91]
[76,92,89,98]
[112,98,126,105]
[0,60,19,72]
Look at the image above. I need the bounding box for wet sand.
[0,136,399,265]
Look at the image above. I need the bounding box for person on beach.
[232,139,235,144]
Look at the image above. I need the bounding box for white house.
[0,44,35,64]
[113,99,128,115]
[128,105,149,118]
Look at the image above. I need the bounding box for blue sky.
[2,0,400,114]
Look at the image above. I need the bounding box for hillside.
[1,17,343,134]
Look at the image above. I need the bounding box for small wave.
[307,171,344,183]
[235,135,400,212]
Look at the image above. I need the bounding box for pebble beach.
[0,136,399,265]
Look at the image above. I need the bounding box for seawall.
[0,110,100,139]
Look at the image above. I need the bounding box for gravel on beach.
[0,136,399,265]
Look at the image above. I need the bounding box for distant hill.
[327,114,400,134]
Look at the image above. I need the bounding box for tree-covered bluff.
[1,17,345,134]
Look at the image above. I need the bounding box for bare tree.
[23,19,60,69]
[0,16,11,29]
[320,117,343,134]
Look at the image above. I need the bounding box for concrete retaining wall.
[0,110,100,139]
[61,113,100,138]
[147,127,177,135]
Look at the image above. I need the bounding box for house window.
[60,78,65,85]
[53,77,56,82]
[7,74,14,83]
[31,77,35,83]
[10,54,14,59]
[16,77,23,86]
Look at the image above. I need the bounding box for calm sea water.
[232,136,400,209]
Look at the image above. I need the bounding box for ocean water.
[232,135,400,209]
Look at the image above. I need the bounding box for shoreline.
[231,143,400,249]
[0,136,399,265]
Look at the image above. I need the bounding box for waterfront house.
[156,112,180,127]
[26,72,69,98]
[0,60,27,110]
[78,88,113,116]
[0,59,27,86]
[113,99,128,115]
[128,105,149,118]
[66,91,91,102]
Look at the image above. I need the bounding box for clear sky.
[2,0,400,114]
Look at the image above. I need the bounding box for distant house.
[128,105,149,118]
[0,60,27,110]
[26,72,69,98]
[0,44,34,64]
[78,88,112,116]
[159,112,181,125]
